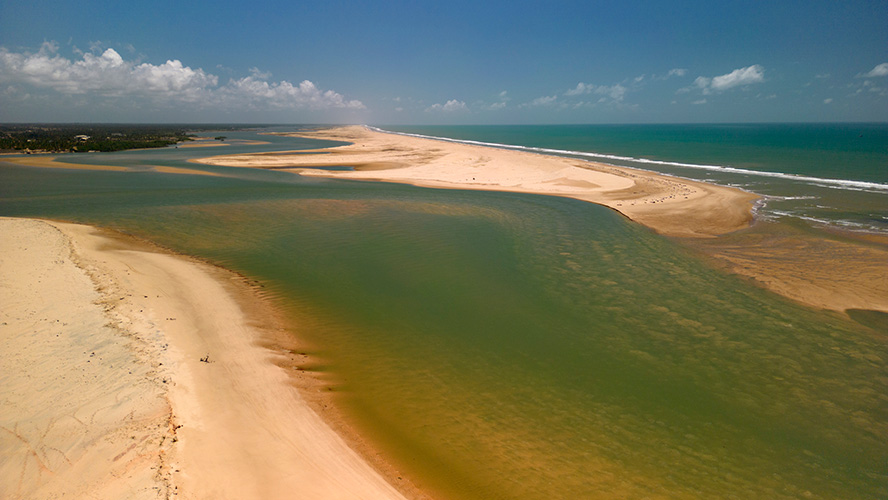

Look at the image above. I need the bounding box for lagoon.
[1,127,885,499]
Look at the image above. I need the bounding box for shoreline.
[192,126,888,314]
[0,217,410,500]
[193,126,759,239]
[4,128,885,498]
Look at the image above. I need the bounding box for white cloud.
[667,68,687,78]
[600,84,626,102]
[693,98,707,105]
[564,83,626,102]
[248,67,273,80]
[860,63,888,78]
[427,99,467,112]
[0,43,217,99]
[482,90,510,110]
[711,65,765,90]
[529,95,558,106]
[823,98,833,104]
[565,83,593,96]
[694,76,712,90]
[0,42,364,111]
[224,77,364,109]
[652,68,687,81]
[692,65,765,94]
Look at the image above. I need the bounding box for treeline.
[0,124,229,153]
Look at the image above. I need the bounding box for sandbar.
[192,126,888,315]
[3,155,129,172]
[192,126,759,238]
[0,217,408,500]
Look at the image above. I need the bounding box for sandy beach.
[0,217,408,500]
[193,126,758,239]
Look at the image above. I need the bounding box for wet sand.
[3,155,129,171]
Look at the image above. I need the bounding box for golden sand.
[4,155,129,171]
[193,126,758,238]
[0,217,408,500]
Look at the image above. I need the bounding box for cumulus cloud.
[0,42,364,111]
[481,90,510,111]
[650,68,688,81]
[564,82,627,103]
[0,42,217,99]
[426,99,467,112]
[564,83,593,96]
[860,63,888,78]
[529,95,558,106]
[223,76,364,109]
[692,65,765,94]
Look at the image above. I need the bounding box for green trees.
[0,124,198,153]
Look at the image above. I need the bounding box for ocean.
[1,124,885,499]
[381,123,888,234]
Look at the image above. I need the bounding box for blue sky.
[1,0,886,124]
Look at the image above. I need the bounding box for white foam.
[371,126,888,194]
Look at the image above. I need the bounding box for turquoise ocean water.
[382,123,888,234]
[1,125,885,499]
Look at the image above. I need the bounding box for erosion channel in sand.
[192,126,888,315]
[0,217,407,500]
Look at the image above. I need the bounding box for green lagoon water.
[1,127,886,499]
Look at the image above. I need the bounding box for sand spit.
[3,156,223,177]
[0,217,407,500]
[192,126,759,238]
[192,126,888,316]
[3,155,129,171]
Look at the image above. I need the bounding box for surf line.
[368,126,888,194]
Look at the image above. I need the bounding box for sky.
[1,0,886,124]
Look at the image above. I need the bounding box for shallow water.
[1,128,885,499]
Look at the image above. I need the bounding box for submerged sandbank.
[5,155,222,177]
[0,217,408,500]
[4,155,129,171]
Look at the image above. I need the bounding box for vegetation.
[0,124,228,153]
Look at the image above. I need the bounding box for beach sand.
[0,217,408,500]
[192,126,888,315]
[3,155,129,171]
[4,156,223,177]
[193,126,758,239]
